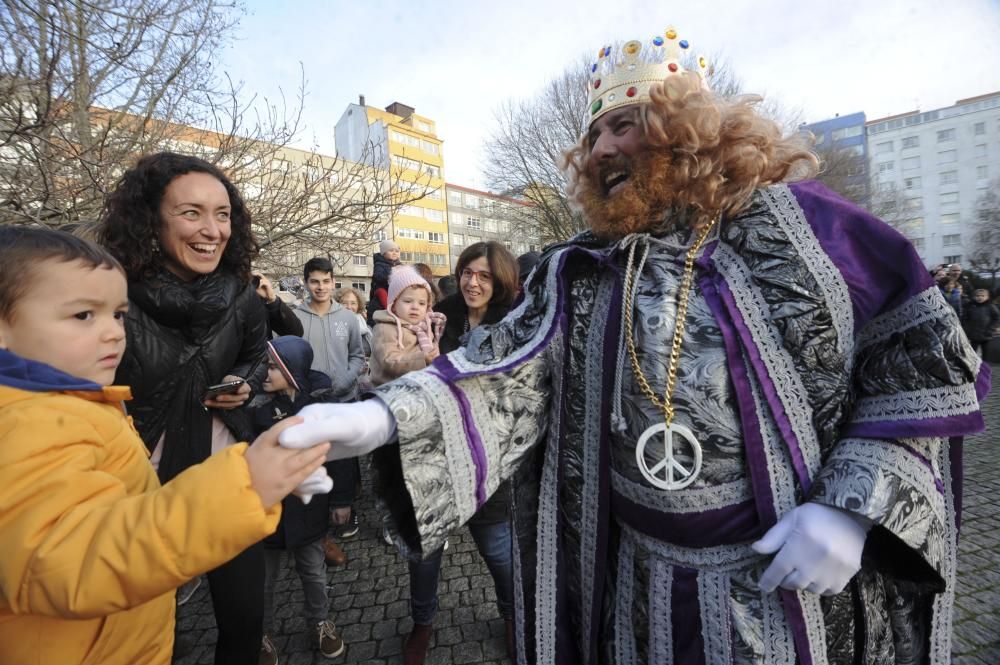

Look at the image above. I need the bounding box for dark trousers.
[206,541,265,665]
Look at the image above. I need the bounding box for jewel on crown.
[587,26,710,123]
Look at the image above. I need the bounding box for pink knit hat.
[388,265,432,311]
[387,265,433,348]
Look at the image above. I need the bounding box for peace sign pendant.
[635,422,703,490]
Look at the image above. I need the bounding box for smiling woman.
[97,152,270,665]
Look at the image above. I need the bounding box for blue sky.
[221,0,1000,188]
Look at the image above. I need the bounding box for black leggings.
[206,542,265,665]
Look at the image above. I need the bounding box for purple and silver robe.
[372,180,989,664]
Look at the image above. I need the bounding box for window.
[424,189,442,200]
[352,255,367,266]
[416,121,431,133]
[467,217,482,229]
[351,282,367,292]
[911,237,925,251]
[901,136,919,149]
[936,128,956,142]
[373,228,388,242]
[974,121,986,135]
[421,164,441,178]
[940,213,960,225]
[397,228,426,240]
[937,150,957,165]
[940,192,959,206]
[975,143,988,158]
[400,251,430,263]
[943,234,962,247]
[977,165,989,180]
[944,254,962,264]
[904,217,924,232]
[448,212,463,225]
[831,126,863,140]
[421,140,439,155]
[485,220,498,233]
[391,155,420,171]
[902,156,921,171]
[464,195,480,209]
[429,253,448,266]
[904,197,922,212]
[428,232,446,244]
[877,161,894,174]
[452,233,465,246]
[876,141,894,154]
[844,144,864,157]
[399,204,423,217]
[424,208,443,222]
[334,282,342,290]
[903,176,921,190]
[940,171,958,185]
[448,190,462,205]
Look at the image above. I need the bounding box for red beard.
[577,149,677,241]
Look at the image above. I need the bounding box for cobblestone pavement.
[175,364,1000,665]
[952,363,1000,664]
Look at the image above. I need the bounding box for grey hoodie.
[293,300,364,401]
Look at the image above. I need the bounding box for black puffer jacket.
[435,293,512,524]
[116,270,268,482]
[962,300,1000,343]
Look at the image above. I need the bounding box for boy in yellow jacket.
[0,226,331,665]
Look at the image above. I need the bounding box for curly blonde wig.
[564,72,819,225]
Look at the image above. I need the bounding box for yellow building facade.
[336,100,450,276]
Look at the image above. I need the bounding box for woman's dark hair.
[455,241,519,307]
[97,151,259,282]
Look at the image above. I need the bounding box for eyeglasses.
[460,268,493,283]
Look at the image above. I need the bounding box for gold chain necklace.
[624,217,718,490]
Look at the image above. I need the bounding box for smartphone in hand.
[202,379,245,400]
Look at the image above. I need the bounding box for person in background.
[367,239,401,324]
[293,256,362,567]
[249,336,347,663]
[437,275,458,299]
[335,286,373,536]
[0,225,328,665]
[935,266,963,317]
[99,151,287,664]
[962,288,1000,356]
[253,271,303,338]
[387,243,519,664]
[412,262,442,304]
[515,251,541,294]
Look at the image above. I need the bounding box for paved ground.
[175,364,1000,665]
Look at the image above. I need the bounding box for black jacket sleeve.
[265,298,304,337]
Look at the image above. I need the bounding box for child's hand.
[245,417,331,509]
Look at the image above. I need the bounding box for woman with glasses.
[398,241,520,665]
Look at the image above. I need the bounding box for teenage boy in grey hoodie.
[294,257,366,564]
[294,257,364,402]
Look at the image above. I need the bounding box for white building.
[865,92,1000,267]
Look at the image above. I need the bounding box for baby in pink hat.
[368,265,446,387]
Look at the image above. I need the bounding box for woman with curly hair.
[99,151,274,665]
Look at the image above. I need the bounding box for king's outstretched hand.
[279,398,398,462]
[752,502,872,596]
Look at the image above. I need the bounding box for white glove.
[292,466,333,505]
[752,502,872,595]
[278,398,397,461]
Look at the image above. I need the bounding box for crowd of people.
[0,25,993,665]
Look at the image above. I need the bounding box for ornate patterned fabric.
[373,181,989,664]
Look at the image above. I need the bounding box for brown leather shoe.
[505,618,515,661]
[403,622,433,665]
[322,536,347,567]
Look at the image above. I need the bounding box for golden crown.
[587,27,709,125]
